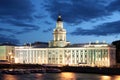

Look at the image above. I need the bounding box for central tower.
[49,15,70,47]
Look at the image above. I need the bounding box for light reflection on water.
[59,72,76,80]
[114,76,120,80]
[100,75,111,80]
[0,72,120,80]
[3,75,18,80]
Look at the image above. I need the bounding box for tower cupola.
[56,15,63,29]
[57,15,62,21]
[49,15,70,47]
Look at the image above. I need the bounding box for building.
[0,45,14,63]
[14,16,116,67]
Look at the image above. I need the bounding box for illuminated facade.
[0,46,14,63]
[15,44,116,67]
[14,16,116,67]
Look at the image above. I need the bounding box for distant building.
[14,16,116,67]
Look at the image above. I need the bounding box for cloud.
[0,0,41,34]
[43,27,53,33]
[1,19,40,34]
[42,21,53,33]
[70,20,120,36]
[107,0,120,12]
[43,0,109,23]
[34,14,45,19]
[0,27,15,33]
[16,26,40,34]
[0,0,34,21]
[0,34,20,44]
[44,21,53,25]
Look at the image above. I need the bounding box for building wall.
[15,47,48,64]
[0,46,14,63]
[14,45,116,67]
[0,46,6,60]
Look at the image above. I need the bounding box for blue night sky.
[0,0,120,45]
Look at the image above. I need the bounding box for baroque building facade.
[49,15,70,47]
[14,16,116,67]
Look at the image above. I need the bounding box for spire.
[57,15,62,21]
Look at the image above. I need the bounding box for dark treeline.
[112,40,120,63]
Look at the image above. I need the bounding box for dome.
[57,15,62,21]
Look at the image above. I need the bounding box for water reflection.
[0,73,120,80]
[114,76,120,80]
[3,75,18,80]
[100,75,111,80]
[35,74,44,80]
[59,72,76,80]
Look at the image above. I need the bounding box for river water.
[0,72,120,80]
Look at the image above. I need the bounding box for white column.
[54,34,55,41]
[107,49,110,67]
